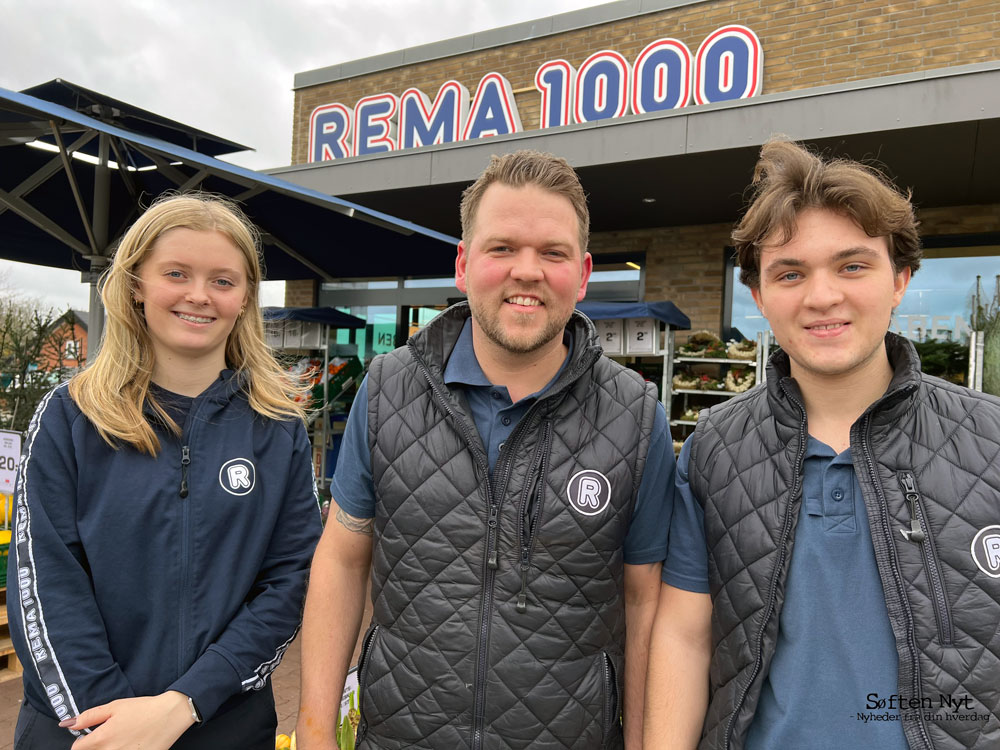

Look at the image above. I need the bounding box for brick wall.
[292,0,1000,164]
[283,279,318,307]
[591,223,731,336]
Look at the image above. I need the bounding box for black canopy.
[0,82,459,282]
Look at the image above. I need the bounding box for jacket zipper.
[410,344,547,750]
[861,417,933,750]
[724,383,807,750]
[179,445,190,498]
[516,420,552,612]
[177,441,192,676]
[355,624,381,743]
[897,471,953,645]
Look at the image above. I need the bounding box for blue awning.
[0,85,459,281]
[577,301,690,330]
[263,306,365,329]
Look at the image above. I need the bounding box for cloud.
[0,0,604,311]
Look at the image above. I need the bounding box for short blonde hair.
[460,150,590,252]
[70,193,306,454]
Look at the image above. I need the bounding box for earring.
[239,306,246,317]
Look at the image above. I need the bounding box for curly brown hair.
[732,139,921,288]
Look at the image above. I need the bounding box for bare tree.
[0,300,81,432]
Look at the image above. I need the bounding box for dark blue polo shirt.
[666,436,907,749]
[332,319,674,565]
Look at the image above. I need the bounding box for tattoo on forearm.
[336,508,374,535]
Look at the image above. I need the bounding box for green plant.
[911,340,968,385]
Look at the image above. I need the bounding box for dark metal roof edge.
[293,0,707,90]
[0,86,458,247]
[23,78,254,156]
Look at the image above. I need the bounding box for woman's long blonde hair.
[70,193,307,455]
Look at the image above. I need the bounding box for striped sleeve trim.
[14,384,90,735]
[240,626,300,692]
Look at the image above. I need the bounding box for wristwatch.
[186,695,202,724]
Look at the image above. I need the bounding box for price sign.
[625,317,659,355]
[595,319,624,355]
[0,429,21,495]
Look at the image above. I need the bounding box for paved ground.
[1,596,373,748]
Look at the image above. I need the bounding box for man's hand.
[643,584,712,749]
[64,691,195,750]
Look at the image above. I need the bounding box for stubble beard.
[469,296,569,355]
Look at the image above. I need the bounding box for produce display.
[287,356,363,407]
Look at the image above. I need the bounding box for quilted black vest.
[688,333,1000,750]
[360,303,658,750]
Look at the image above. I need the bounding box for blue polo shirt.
[331,319,674,565]
[666,436,907,750]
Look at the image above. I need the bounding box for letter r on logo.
[227,465,251,490]
[578,478,602,508]
[985,534,1000,571]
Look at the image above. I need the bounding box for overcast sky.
[1,0,606,313]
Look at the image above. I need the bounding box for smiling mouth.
[505,296,542,307]
[174,312,214,324]
[806,322,847,331]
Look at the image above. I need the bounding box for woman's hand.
[63,690,197,750]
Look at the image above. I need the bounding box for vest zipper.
[601,652,617,746]
[410,343,545,750]
[860,419,933,750]
[897,471,953,645]
[516,420,552,612]
[723,382,807,750]
[355,624,381,743]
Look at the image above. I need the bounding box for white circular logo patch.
[566,469,612,516]
[971,525,1000,579]
[219,458,256,496]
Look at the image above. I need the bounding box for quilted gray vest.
[688,333,1000,750]
[360,303,658,750]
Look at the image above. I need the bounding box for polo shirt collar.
[443,318,574,397]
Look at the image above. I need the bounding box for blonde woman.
[9,194,322,749]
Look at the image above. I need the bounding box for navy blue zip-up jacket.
[7,372,322,729]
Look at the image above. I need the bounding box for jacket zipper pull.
[898,472,925,542]
[179,445,190,498]
[487,504,499,569]
[516,554,529,613]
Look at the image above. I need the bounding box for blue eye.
[780,272,801,282]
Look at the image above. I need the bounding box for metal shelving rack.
[667,330,773,430]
